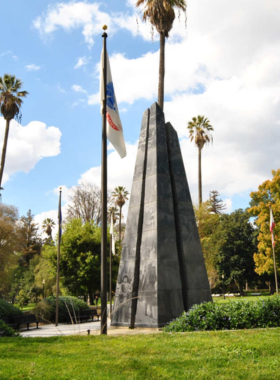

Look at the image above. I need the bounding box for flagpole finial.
[102,25,108,30]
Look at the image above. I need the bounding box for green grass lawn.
[1,329,280,379]
[14,303,36,312]
[213,295,272,304]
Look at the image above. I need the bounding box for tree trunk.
[158,33,165,110]
[89,292,94,305]
[239,283,244,296]
[198,147,202,205]
[0,119,10,189]
[119,206,122,241]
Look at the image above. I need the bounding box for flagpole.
[272,244,278,295]
[101,25,108,335]
[110,232,112,318]
[55,187,62,327]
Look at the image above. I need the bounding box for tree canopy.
[249,169,280,277]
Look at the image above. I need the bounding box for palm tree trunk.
[158,33,165,110]
[0,119,10,189]
[119,206,122,241]
[198,147,202,205]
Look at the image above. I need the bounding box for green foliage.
[17,290,29,309]
[164,296,280,332]
[44,296,89,322]
[32,301,53,322]
[52,219,104,297]
[249,169,280,276]
[0,320,19,337]
[216,209,257,293]
[0,299,22,318]
[194,200,221,288]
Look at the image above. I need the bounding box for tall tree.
[42,218,55,240]
[18,210,41,265]
[0,204,21,298]
[215,209,257,295]
[209,190,226,214]
[187,116,214,205]
[112,186,129,241]
[0,74,28,191]
[66,182,112,225]
[248,169,280,289]
[136,0,186,110]
[194,200,221,289]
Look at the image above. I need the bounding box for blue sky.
[1,0,280,228]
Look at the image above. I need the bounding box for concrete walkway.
[20,321,161,337]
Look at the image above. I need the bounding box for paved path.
[20,321,161,338]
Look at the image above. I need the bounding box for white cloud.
[74,56,91,69]
[34,2,113,48]
[0,118,62,184]
[26,64,41,71]
[72,84,87,94]
[57,84,66,93]
[1,50,11,56]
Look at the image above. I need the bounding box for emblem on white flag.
[100,48,127,158]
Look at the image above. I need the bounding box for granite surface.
[112,103,212,328]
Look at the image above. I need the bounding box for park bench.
[66,309,100,324]
[12,314,40,330]
[251,293,261,296]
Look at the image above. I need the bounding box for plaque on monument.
[111,103,212,328]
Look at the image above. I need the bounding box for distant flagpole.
[55,187,62,326]
[101,25,108,335]
[110,211,115,317]
[270,206,279,295]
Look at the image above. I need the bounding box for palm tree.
[0,74,28,190]
[112,186,129,241]
[107,206,119,225]
[187,116,214,205]
[136,0,186,110]
[42,218,55,240]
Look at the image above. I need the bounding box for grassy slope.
[1,329,280,380]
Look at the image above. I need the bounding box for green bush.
[0,299,23,318]
[44,296,90,322]
[0,320,19,337]
[32,301,53,323]
[164,296,280,332]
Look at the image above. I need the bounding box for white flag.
[100,48,127,158]
[110,213,115,255]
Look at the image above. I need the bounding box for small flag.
[270,207,275,247]
[100,48,127,159]
[110,213,115,255]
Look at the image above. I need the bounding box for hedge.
[43,296,90,322]
[164,296,280,332]
[0,299,23,319]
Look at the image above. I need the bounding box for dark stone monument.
[111,103,212,328]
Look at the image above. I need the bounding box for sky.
[1,0,280,232]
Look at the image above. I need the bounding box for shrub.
[17,290,29,309]
[164,296,280,332]
[0,299,23,318]
[32,301,53,323]
[43,296,90,322]
[0,320,20,337]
